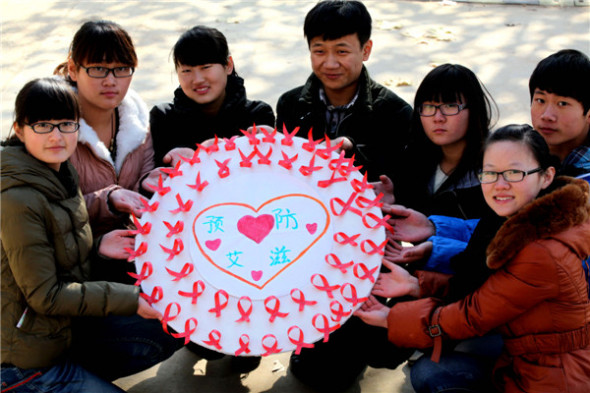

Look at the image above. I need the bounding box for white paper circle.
[134,131,386,356]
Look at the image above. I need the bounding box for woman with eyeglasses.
[389,64,498,221]
[356,124,590,393]
[54,20,154,284]
[1,78,180,392]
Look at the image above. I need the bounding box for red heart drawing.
[237,214,275,244]
[193,195,330,290]
[205,239,221,251]
[251,270,263,281]
[306,223,318,235]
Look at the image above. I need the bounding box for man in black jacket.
[276,0,412,183]
[277,1,413,390]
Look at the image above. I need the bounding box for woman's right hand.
[384,241,433,264]
[383,204,435,243]
[137,297,162,320]
[372,259,420,298]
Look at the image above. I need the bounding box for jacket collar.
[486,176,590,269]
[77,88,149,174]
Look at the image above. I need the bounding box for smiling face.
[15,119,79,171]
[481,140,554,217]
[309,34,372,106]
[176,58,233,114]
[531,89,590,161]
[68,59,133,112]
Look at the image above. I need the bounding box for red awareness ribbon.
[362,212,394,233]
[355,192,384,210]
[138,198,159,213]
[215,158,231,178]
[302,129,323,152]
[140,285,163,305]
[264,296,289,322]
[196,136,219,154]
[330,192,362,217]
[165,262,194,281]
[360,239,388,256]
[316,135,343,159]
[288,326,314,354]
[330,300,351,323]
[125,241,147,261]
[325,253,354,274]
[172,317,198,345]
[239,148,256,168]
[178,280,205,305]
[299,154,323,176]
[328,152,362,176]
[187,172,209,192]
[255,145,273,165]
[235,334,251,356]
[208,290,229,317]
[350,173,373,193]
[161,302,181,334]
[311,274,340,299]
[317,170,347,188]
[163,220,184,237]
[170,193,193,214]
[179,149,201,165]
[353,263,378,283]
[241,127,260,145]
[203,329,222,350]
[333,232,360,247]
[160,161,183,178]
[278,151,298,170]
[340,283,368,307]
[261,126,277,143]
[128,261,153,285]
[261,334,282,356]
[130,214,151,235]
[312,313,340,342]
[236,296,253,322]
[281,124,299,146]
[147,174,171,196]
[160,238,184,261]
[290,288,317,312]
[223,136,238,151]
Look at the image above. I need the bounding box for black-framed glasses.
[478,168,543,184]
[26,121,80,134]
[419,103,467,117]
[78,64,135,78]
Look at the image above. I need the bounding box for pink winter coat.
[69,89,154,236]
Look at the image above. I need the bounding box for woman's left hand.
[99,229,135,260]
[353,295,389,328]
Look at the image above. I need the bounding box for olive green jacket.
[1,145,139,369]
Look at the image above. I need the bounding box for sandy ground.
[1,1,589,392]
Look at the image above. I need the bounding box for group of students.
[1,0,589,392]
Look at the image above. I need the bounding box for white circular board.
[133,128,387,356]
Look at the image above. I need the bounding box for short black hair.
[304,1,372,47]
[529,49,590,113]
[173,25,235,75]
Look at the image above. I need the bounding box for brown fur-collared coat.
[387,176,590,393]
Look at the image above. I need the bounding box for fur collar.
[486,176,590,269]
[77,89,149,174]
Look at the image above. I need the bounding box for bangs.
[72,21,137,67]
[22,79,80,124]
[173,28,229,68]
